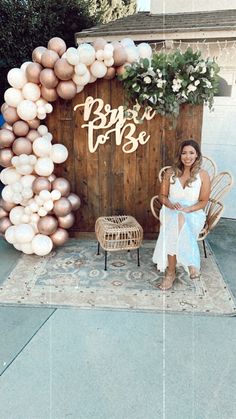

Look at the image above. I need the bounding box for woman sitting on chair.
[153,139,210,290]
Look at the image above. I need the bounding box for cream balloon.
[22,83,41,102]
[17,100,37,121]
[31,234,53,256]
[15,223,35,243]
[90,61,107,78]
[50,144,68,163]
[9,206,25,225]
[33,137,52,157]
[66,47,80,65]
[78,44,96,65]
[4,88,23,107]
[7,68,27,89]
[34,157,54,176]
[5,225,17,244]
[0,167,21,185]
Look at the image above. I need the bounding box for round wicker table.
[95,215,143,271]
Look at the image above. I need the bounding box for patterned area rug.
[1,240,235,315]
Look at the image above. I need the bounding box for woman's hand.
[172,202,183,210]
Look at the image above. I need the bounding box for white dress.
[152,173,206,272]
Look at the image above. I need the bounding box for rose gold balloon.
[116,64,129,76]
[3,106,19,124]
[0,129,15,148]
[58,212,75,229]
[93,38,107,51]
[38,215,58,235]
[54,58,74,81]
[0,207,8,219]
[2,123,13,131]
[0,217,12,234]
[48,37,67,56]
[41,49,59,68]
[12,137,33,155]
[13,120,30,137]
[0,199,15,212]
[32,177,52,194]
[32,46,47,64]
[113,46,127,67]
[67,193,81,211]
[25,62,42,84]
[40,68,59,89]
[28,118,40,129]
[53,197,72,217]
[104,67,116,80]
[26,129,39,142]
[0,148,14,167]
[50,227,69,246]
[41,86,58,102]
[52,177,70,196]
[56,81,77,100]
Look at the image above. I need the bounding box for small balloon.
[32,177,52,194]
[50,228,69,246]
[58,212,75,229]
[53,197,72,217]
[38,215,58,235]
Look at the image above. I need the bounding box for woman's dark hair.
[172,139,202,186]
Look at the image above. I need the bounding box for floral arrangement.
[119,48,220,117]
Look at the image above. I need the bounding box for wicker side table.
[95,215,143,271]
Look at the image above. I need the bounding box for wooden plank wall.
[47,79,203,237]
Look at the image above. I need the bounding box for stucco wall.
[151,0,235,14]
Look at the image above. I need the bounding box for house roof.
[75,9,236,43]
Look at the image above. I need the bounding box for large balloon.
[48,37,67,56]
[25,62,42,84]
[52,177,70,196]
[54,59,74,80]
[38,216,58,235]
[58,212,75,229]
[0,129,15,148]
[32,234,53,256]
[12,138,33,155]
[67,193,81,211]
[56,81,77,100]
[53,197,72,217]
[50,228,69,246]
[32,177,51,194]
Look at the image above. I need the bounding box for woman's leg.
[158,254,177,290]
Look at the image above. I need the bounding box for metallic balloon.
[38,215,58,235]
[0,199,15,212]
[50,228,69,246]
[0,217,12,234]
[67,193,81,211]
[32,46,47,64]
[13,120,30,137]
[28,118,40,129]
[0,129,15,148]
[27,129,40,142]
[0,207,8,219]
[39,68,59,89]
[54,58,74,81]
[41,49,59,69]
[25,62,42,84]
[12,137,33,155]
[53,197,72,217]
[32,177,52,194]
[104,67,116,80]
[48,37,67,56]
[52,177,70,196]
[58,212,75,229]
[0,148,14,167]
[56,81,77,100]
[3,106,20,124]
[41,86,58,102]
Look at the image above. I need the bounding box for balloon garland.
[0,36,152,255]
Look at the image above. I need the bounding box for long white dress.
[152,173,206,272]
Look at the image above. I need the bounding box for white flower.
[190,76,194,81]
[181,91,188,99]
[172,78,182,92]
[194,80,200,86]
[187,84,197,92]
[144,76,152,84]
[200,66,207,74]
[156,79,166,88]
[204,80,212,88]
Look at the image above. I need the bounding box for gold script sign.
[73,96,156,153]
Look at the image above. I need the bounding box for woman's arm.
[159,169,176,210]
[182,170,211,213]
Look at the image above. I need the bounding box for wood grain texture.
[47,80,203,236]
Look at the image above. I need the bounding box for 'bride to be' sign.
[74,96,156,154]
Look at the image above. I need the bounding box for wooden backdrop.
[47,78,203,237]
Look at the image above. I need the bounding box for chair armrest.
[150,195,162,220]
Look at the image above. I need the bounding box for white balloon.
[78,44,96,65]
[38,208,47,217]
[43,133,53,142]
[43,199,54,211]
[50,144,68,163]
[29,155,37,165]
[66,47,80,65]
[45,103,53,113]
[5,225,17,244]
[21,242,34,254]
[35,196,44,206]
[121,38,135,48]
[15,223,35,243]
[37,112,46,120]
[29,202,39,213]
[104,44,114,53]
[34,157,54,176]
[0,168,21,185]
[103,50,113,60]
[90,61,107,78]
[95,50,104,61]
[21,175,36,188]
[19,154,30,165]
[7,68,27,89]
[13,243,22,251]
[4,88,23,107]
[22,187,33,199]
[2,185,14,202]
[37,125,48,136]
[32,234,53,256]
[73,70,90,86]
[89,74,97,84]
[125,46,139,63]
[21,61,32,72]
[33,137,52,157]
[31,213,40,223]
[12,182,23,192]
[22,83,41,101]
[39,189,51,201]
[16,164,34,176]
[21,214,30,223]
[137,43,153,59]
[9,206,25,225]
[51,189,61,201]
[74,63,87,76]
[17,100,37,121]
[11,156,20,166]
[76,85,84,93]
[104,58,114,67]
[12,193,23,204]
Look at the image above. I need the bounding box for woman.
[152,139,210,290]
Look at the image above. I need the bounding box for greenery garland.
[119,48,220,117]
